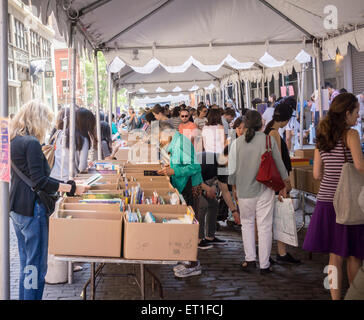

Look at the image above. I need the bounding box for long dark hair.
[244,110,262,143]
[76,108,97,150]
[100,121,112,153]
[58,107,85,151]
[316,93,358,152]
[264,102,293,135]
[207,108,222,126]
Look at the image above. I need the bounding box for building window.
[8,62,14,80]
[14,18,28,51]
[62,80,69,94]
[60,59,68,71]
[42,38,51,58]
[30,31,41,57]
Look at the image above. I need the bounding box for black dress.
[266,128,292,174]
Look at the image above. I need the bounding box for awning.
[24,0,364,68]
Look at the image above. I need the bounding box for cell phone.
[144,170,159,176]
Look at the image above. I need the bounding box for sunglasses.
[180,115,189,118]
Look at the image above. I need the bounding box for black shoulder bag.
[11,163,60,215]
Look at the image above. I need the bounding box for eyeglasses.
[180,115,189,118]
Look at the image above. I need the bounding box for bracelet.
[66,180,76,197]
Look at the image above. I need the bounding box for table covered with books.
[49,160,199,300]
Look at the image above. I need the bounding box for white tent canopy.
[22,0,364,100]
[115,64,229,94]
[25,0,364,67]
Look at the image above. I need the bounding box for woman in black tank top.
[263,101,301,265]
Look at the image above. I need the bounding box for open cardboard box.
[49,210,122,257]
[123,209,198,261]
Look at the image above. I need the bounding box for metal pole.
[114,85,117,116]
[316,48,323,120]
[108,69,113,132]
[69,26,76,179]
[245,80,250,108]
[94,51,102,160]
[0,0,9,300]
[299,64,306,148]
[312,57,317,93]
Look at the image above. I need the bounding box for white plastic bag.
[273,198,298,247]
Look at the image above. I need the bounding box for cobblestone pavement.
[10,208,347,300]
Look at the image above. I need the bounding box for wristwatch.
[66,180,76,197]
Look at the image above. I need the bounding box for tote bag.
[42,130,61,169]
[334,145,364,225]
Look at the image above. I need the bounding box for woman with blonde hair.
[10,100,89,300]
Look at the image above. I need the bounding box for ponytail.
[244,110,262,143]
[245,127,256,143]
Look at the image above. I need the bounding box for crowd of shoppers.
[9,86,364,298]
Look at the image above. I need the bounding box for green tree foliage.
[84,52,128,112]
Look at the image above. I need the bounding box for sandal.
[240,261,256,272]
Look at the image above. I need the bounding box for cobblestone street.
[10,208,343,300]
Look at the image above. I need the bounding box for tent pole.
[245,80,250,109]
[316,48,323,120]
[312,57,317,93]
[69,25,76,179]
[94,50,102,160]
[114,85,118,115]
[0,0,10,300]
[299,64,306,148]
[108,69,113,132]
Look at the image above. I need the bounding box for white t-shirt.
[202,125,225,154]
[262,107,274,127]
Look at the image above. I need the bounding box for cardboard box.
[49,210,122,257]
[115,147,130,161]
[123,210,198,261]
[294,167,320,194]
[294,148,315,160]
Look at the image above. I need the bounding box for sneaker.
[269,257,277,265]
[205,237,227,245]
[276,252,301,264]
[174,263,202,278]
[198,239,213,250]
[172,261,191,273]
[260,266,273,275]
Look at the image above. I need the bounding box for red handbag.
[256,135,286,192]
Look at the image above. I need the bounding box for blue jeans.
[10,201,49,300]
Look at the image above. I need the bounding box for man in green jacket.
[157,122,204,278]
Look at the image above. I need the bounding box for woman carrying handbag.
[10,101,90,300]
[228,110,289,274]
[303,93,364,300]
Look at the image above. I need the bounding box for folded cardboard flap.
[90,183,119,191]
[128,204,188,214]
[57,210,121,220]
[62,202,121,212]
[49,210,122,257]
